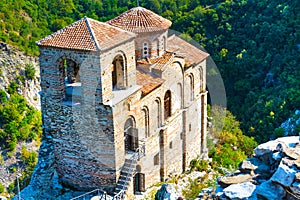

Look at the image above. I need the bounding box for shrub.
[0,90,7,104]
[7,81,18,94]
[274,127,285,138]
[0,182,4,193]
[190,159,209,172]
[25,64,35,80]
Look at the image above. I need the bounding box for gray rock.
[218,174,253,188]
[238,160,257,173]
[155,184,179,200]
[290,182,300,195]
[223,182,256,200]
[296,172,300,181]
[271,161,296,187]
[254,136,299,156]
[256,180,286,200]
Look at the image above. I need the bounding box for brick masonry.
[38,10,208,196]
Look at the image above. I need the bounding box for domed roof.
[106,7,172,33]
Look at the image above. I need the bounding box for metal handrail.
[70,189,107,200]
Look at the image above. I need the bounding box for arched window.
[143,42,149,57]
[177,83,183,108]
[155,98,162,128]
[189,74,194,101]
[199,67,204,92]
[142,107,150,138]
[156,39,160,57]
[164,90,171,120]
[58,58,81,102]
[124,116,138,152]
[161,36,166,53]
[112,54,126,90]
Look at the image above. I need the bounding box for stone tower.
[37,6,208,196]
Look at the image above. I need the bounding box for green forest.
[0,0,299,143]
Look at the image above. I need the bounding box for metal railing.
[70,189,107,200]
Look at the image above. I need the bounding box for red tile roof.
[136,69,165,97]
[137,52,174,70]
[37,17,136,51]
[167,35,210,66]
[106,7,172,33]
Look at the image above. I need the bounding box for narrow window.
[189,74,194,101]
[199,67,204,92]
[161,37,165,53]
[142,107,150,138]
[155,98,161,128]
[164,90,171,120]
[154,153,159,165]
[143,42,149,57]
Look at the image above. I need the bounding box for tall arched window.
[177,83,183,109]
[189,74,194,101]
[199,67,204,92]
[58,58,81,102]
[142,107,150,138]
[124,116,138,152]
[112,54,126,90]
[164,90,171,120]
[155,98,162,128]
[156,39,160,57]
[161,37,166,53]
[143,42,149,57]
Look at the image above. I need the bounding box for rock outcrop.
[0,42,40,109]
[199,136,300,200]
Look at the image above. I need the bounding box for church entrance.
[124,116,138,153]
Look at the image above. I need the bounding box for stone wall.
[41,96,116,192]
[134,30,168,59]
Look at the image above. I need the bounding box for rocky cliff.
[197,136,300,200]
[0,42,40,109]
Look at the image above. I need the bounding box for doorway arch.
[124,116,138,152]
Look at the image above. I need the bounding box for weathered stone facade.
[37,6,209,197]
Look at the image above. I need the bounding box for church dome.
[106,7,172,33]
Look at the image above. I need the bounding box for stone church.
[37,6,209,198]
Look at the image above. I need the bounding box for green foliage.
[0,182,4,193]
[182,176,208,199]
[209,106,257,170]
[274,127,285,138]
[0,93,42,152]
[0,90,7,104]
[21,146,38,170]
[190,159,209,172]
[0,0,298,143]
[25,64,36,80]
[7,81,18,94]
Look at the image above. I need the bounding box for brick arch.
[124,115,138,152]
[52,52,83,102]
[112,51,128,89]
[54,52,83,67]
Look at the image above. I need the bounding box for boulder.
[295,173,300,182]
[217,174,253,188]
[254,136,299,156]
[256,180,286,200]
[155,184,179,200]
[283,145,300,160]
[290,182,300,195]
[238,160,257,173]
[271,161,297,187]
[223,182,256,200]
